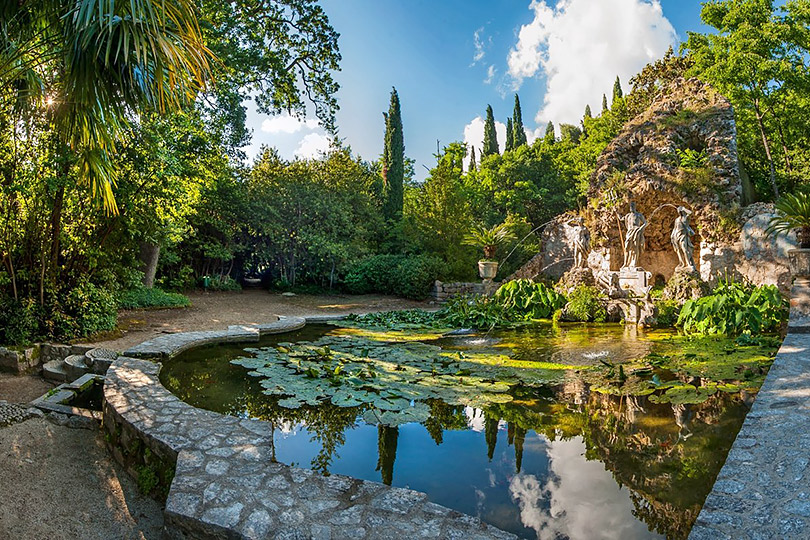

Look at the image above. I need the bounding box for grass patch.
[118,287,190,310]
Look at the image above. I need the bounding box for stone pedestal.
[618,267,652,298]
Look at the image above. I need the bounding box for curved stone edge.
[123,316,307,359]
[689,328,810,539]
[106,319,516,540]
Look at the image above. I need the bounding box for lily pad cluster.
[230,334,573,425]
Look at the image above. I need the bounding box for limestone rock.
[662,269,711,303]
[556,267,595,295]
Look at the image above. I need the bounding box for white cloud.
[261,113,319,134]
[509,437,652,540]
[507,0,676,126]
[472,27,490,65]
[462,115,508,169]
[484,65,497,85]
[294,132,332,159]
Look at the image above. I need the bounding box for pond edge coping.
[106,315,517,540]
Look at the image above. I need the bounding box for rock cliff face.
[512,78,795,293]
[587,77,741,279]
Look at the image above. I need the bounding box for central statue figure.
[622,201,647,269]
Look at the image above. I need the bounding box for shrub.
[205,276,241,291]
[677,279,787,335]
[0,297,41,345]
[654,299,681,328]
[56,279,118,339]
[563,285,607,322]
[438,294,512,329]
[493,279,566,320]
[343,254,445,300]
[118,287,191,310]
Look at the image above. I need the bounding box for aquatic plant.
[562,285,607,322]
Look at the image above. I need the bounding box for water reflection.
[161,325,760,539]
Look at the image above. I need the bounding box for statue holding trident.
[622,201,648,269]
[568,216,590,269]
[671,206,697,272]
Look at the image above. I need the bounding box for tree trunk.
[139,242,160,288]
[753,100,779,199]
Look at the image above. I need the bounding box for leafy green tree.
[505,117,515,152]
[513,94,528,147]
[612,75,623,104]
[483,105,499,156]
[560,124,582,145]
[382,88,405,221]
[684,0,810,198]
[628,46,693,118]
[544,121,556,145]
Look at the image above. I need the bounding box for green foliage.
[382,88,405,222]
[677,148,709,169]
[677,280,787,336]
[564,286,607,322]
[0,298,40,345]
[493,280,566,320]
[343,310,440,330]
[505,117,515,152]
[57,280,118,339]
[767,191,810,247]
[654,299,682,328]
[205,276,241,292]
[483,105,499,156]
[118,287,190,310]
[438,280,566,329]
[462,223,515,259]
[343,254,445,300]
[512,94,527,147]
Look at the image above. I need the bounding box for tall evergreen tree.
[602,93,609,113]
[582,104,592,137]
[468,145,477,172]
[512,94,528,147]
[382,87,405,221]
[505,117,514,152]
[544,121,555,145]
[482,105,499,156]
[612,75,623,104]
[584,104,592,118]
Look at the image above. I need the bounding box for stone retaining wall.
[105,316,515,539]
[431,280,492,302]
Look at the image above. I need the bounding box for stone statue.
[568,217,590,269]
[671,206,696,272]
[622,201,647,269]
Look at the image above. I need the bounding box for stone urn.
[789,249,810,280]
[478,261,498,280]
[243,277,262,288]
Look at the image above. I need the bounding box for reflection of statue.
[568,217,590,269]
[622,201,648,269]
[671,206,696,272]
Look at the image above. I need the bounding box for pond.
[159,322,779,540]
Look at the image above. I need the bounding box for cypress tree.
[612,75,623,104]
[382,87,404,221]
[482,105,499,156]
[505,117,514,152]
[602,93,609,114]
[544,121,555,145]
[468,145,477,172]
[512,94,527,147]
[584,104,592,118]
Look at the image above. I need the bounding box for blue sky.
[245,0,710,180]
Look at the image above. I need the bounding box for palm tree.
[1,0,212,213]
[767,192,810,248]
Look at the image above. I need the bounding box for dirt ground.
[0,418,163,540]
[85,289,431,352]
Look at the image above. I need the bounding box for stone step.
[64,355,90,381]
[42,360,69,383]
[85,348,118,375]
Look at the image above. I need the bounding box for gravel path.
[85,289,430,352]
[0,418,163,539]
